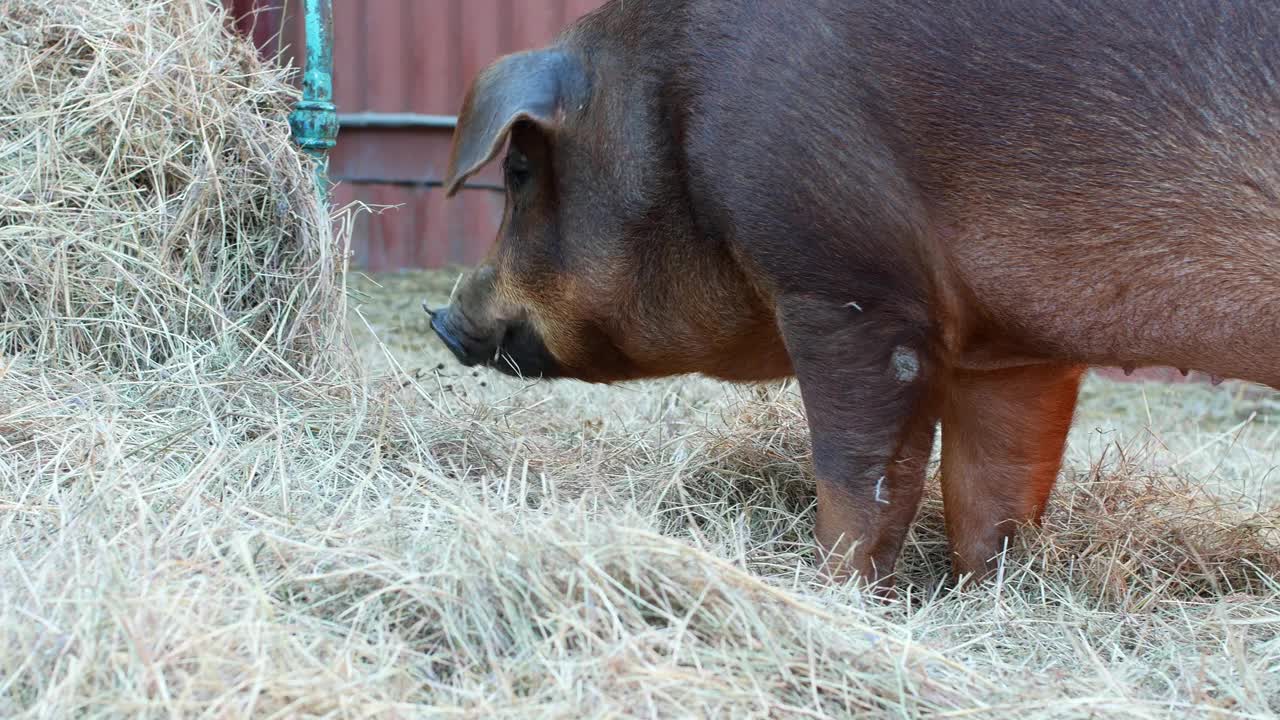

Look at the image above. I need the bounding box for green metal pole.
[288,0,337,199]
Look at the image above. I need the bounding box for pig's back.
[861,0,1280,373]
[579,0,1280,382]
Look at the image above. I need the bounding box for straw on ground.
[1,1,1278,718]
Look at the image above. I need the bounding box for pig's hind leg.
[938,364,1085,581]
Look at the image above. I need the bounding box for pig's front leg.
[777,295,939,594]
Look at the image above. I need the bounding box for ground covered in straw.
[4,266,1275,718]
[3,0,1279,717]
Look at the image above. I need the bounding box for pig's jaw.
[426,302,563,380]
[488,319,564,380]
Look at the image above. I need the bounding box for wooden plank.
[405,0,455,115]
[511,0,568,50]
[329,127,503,188]
[563,0,605,23]
[331,0,366,110]
[458,0,503,101]
[364,0,410,111]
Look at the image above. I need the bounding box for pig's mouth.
[424,302,562,380]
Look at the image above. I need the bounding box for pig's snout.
[424,304,475,366]
[423,301,562,379]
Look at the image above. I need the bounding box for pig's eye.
[503,150,531,189]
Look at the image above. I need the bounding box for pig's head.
[426,42,793,385]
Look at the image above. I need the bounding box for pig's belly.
[944,222,1280,387]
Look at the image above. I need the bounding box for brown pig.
[426,0,1280,593]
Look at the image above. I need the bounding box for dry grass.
[0,0,346,376]
[2,1,1280,717]
[5,326,1276,720]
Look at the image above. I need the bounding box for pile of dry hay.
[0,0,346,375]
[1,0,1278,717]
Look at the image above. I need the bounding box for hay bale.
[0,0,348,375]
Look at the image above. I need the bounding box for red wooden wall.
[228,0,605,271]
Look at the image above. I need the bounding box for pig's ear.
[443,49,590,197]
